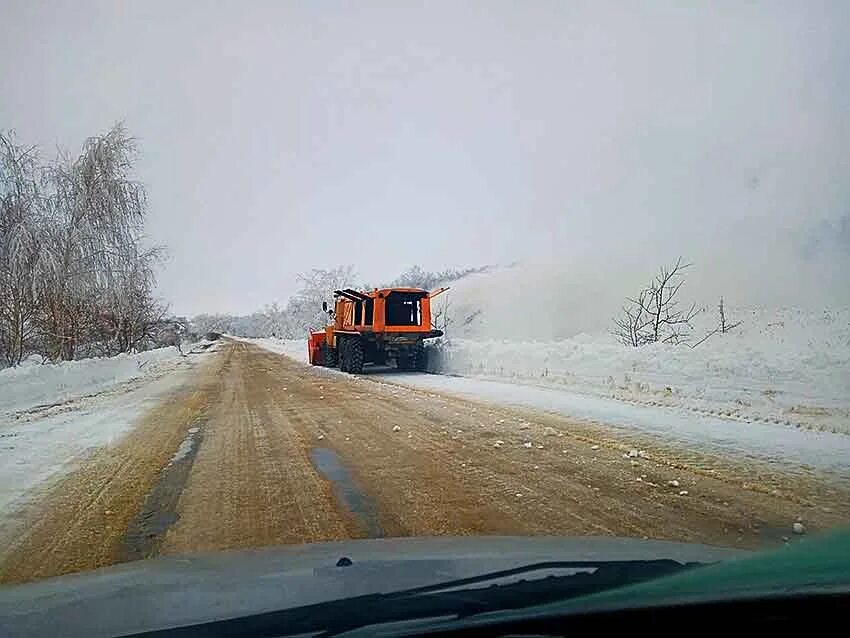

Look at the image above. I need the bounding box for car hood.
[0,536,741,637]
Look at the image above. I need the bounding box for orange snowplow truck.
[308,287,448,373]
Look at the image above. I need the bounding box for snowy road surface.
[246,305,850,436]
[368,372,850,475]
[3,340,849,585]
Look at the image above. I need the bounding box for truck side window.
[364,298,374,326]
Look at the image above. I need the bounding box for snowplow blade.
[308,332,326,365]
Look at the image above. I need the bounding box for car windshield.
[1,0,849,621]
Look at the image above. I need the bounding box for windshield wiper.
[131,559,707,638]
[379,558,700,599]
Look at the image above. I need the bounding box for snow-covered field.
[427,307,850,434]
[0,341,218,517]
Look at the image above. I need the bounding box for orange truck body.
[308,287,446,373]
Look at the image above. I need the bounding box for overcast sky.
[2,1,848,317]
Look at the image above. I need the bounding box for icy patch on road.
[170,430,198,464]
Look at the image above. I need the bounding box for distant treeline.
[191,265,487,339]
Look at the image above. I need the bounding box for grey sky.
[2,1,848,317]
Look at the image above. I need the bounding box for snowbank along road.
[1,339,849,585]
[251,337,850,472]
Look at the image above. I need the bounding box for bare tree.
[613,258,699,347]
[641,258,699,344]
[612,289,653,347]
[0,131,46,366]
[432,296,453,334]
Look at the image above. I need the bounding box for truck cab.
[308,287,446,373]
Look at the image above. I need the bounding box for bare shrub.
[613,258,699,347]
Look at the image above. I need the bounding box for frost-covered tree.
[0,132,46,365]
[39,124,160,359]
[190,264,489,340]
[0,124,165,366]
[284,266,357,335]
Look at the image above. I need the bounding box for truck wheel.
[396,351,412,370]
[347,338,364,374]
[321,343,337,367]
[338,338,349,372]
[413,343,428,371]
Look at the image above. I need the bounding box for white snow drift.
[0,346,190,416]
[427,306,850,434]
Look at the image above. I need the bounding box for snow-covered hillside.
[428,306,850,434]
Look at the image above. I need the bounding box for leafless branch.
[432,297,453,334]
[612,258,699,347]
[718,297,742,333]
